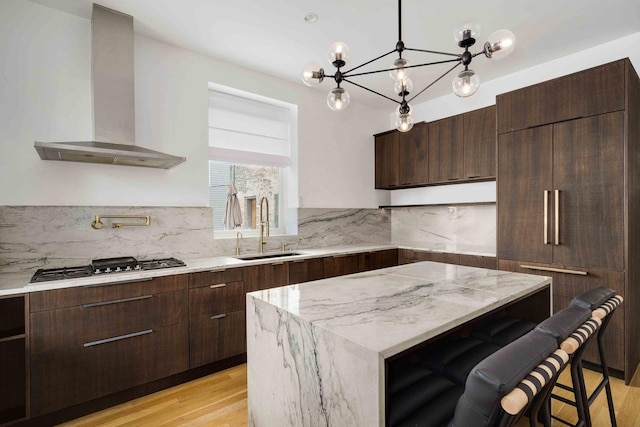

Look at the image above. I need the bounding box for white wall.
[391,31,640,206]
[0,0,390,209]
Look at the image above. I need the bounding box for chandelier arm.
[407,62,462,103]
[345,57,460,79]
[342,49,398,75]
[404,47,461,58]
[342,78,402,105]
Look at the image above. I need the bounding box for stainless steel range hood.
[34,4,185,169]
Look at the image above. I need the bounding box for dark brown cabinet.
[497,60,625,134]
[496,58,640,382]
[498,113,624,271]
[375,123,429,189]
[463,105,496,179]
[289,257,326,284]
[375,130,400,188]
[189,268,246,368]
[428,115,464,182]
[374,106,495,189]
[0,295,27,424]
[29,275,190,416]
[364,249,398,271]
[398,248,496,269]
[324,253,366,278]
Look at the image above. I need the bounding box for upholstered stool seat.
[472,316,538,347]
[422,337,501,385]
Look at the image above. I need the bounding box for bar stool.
[551,288,623,427]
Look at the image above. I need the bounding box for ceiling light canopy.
[301,0,516,132]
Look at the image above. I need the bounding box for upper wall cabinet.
[375,122,428,189]
[497,60,625,133]
[374,105,495,190]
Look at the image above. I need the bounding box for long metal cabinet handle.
[84,329,153,347]
[520,264,587,276]
[544,190,549,244]
[83,294,152,308]
[554,190,560,245]
[210,313,227,320]
[209,283,226,289]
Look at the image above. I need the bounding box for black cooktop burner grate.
[30,256,186,283]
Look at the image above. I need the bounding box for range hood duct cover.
[34,4,185,169]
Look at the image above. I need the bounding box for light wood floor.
[60,363,639,427]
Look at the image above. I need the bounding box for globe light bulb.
[328,42,350,67]
[395,113,414,132]
[394,78,413,96]
[301,61,324,86]
[390,58,410,81]
[453,21,481,43]
[452,69,480,97]
[395,104,413,132]
[484,29,516,60]
[327,87,350,111]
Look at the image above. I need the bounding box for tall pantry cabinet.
[496,58,640,383]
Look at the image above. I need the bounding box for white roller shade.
[209,90,292,165]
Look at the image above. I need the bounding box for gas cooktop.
[30,257,186,283]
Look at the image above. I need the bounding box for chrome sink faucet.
[259,197,269,253]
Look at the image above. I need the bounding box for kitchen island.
[246,261,551,427]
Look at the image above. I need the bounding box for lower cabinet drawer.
[30,322,189,416]
[30,290,188,354]
[189,281,245,320]
[189,310,246,368]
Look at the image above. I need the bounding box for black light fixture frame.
[317,0,495,110]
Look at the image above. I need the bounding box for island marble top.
[248,261,551,358]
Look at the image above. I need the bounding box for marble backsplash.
[0,206,391,273]
[391,204,496,254]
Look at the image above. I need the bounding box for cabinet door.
[189,310,245,368]
[398,123,429,186]
[498,260,624,372]
[31,323,189,416]
[497,125,554,263]
[497,75,572,133]
[571,60,625,119]
[552,113,624,270]
[375,131,400,189]
[428,115,464,182]
[324,253,365,278]
[463,106,496,179]
[289,258,326,284]
[364,249,398,271]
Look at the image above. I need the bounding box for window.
[208,84,297,238]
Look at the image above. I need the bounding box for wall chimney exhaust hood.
[34,4,186,169]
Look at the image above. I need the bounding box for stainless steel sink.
[233,251,303,261]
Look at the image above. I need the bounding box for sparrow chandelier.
[301,0,515,132]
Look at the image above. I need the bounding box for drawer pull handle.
[83,277,153,288]
[208,268,226,273]
[84,329,153,347]
[209,283,226,289]
[271,262,284,266]
[83,294,153,308]
[210,313,227,320]
[520,265,588,276]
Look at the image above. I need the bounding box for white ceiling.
[29,0,640,109]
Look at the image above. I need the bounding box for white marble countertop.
[0,242,496,297]
[248,261,550,359]
[0,243,397,296]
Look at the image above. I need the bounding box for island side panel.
[247,294,384,427]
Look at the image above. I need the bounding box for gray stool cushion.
[389,372,463,427]
[472,316,537,347]
[570,287,616,310]
[535,305,592,344]
[422,337,500,385]
[449,330,558,427]
[389,360,435,395]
